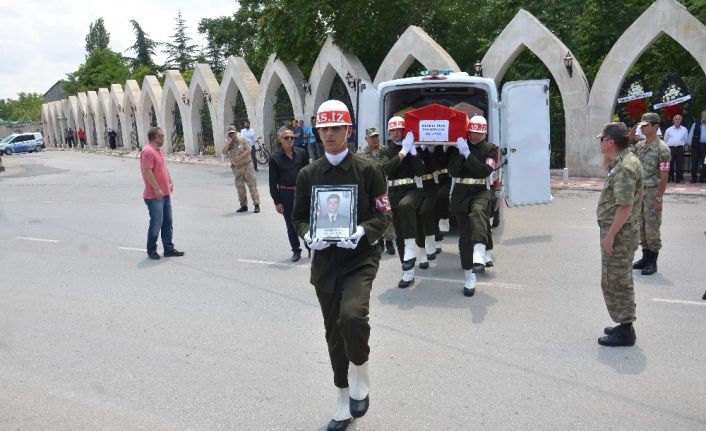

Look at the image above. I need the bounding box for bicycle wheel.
[255,146,269,166]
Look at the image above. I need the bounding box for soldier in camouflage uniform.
[358,127,396,255]
[221,126,260,213]
[596,122,644,347]
[629,113,670,276]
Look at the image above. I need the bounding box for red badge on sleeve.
[372,193,391,214]
[659,161,670,172]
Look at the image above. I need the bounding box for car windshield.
[1,135,17,143]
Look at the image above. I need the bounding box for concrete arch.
[482,9,591,176]
[97,88,110,149]
[588,0,706,175]
[160,70,192,154]
[220,56,259,135]
[188,64,222,153]
[123,80,143,150]
[140,75,163,139]
[108,84,126,148]
[256,54,306,149]
[41,104,52,147]
[374,26,460,86]
[50,101,63,147]
[86,91,105,148]
[76,92,91,147]
[68,96,80,138]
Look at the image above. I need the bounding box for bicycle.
[254,137,271,166]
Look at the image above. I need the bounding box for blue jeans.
[144,196,175,254]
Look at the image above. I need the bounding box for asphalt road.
[1,151,705,431]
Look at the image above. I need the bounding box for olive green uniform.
[597,149,644,323]
[448,141,497,270]
[631,138,670,251]
[292,153,391,388]
[415,147,439,247]
[357,145,395,242]
[226,135,260,207]
[381,141,425,263]
[432,146,451,229]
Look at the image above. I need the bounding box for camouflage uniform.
[597,149,644,323]
[631,138,670,251]
[357,145,395,243]
[227,135,260,207]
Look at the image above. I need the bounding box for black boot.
[327,419,350,431]
[632,249,650,269]
[598,323,636,346]
[641,250,658,275]
[384,240,395,255]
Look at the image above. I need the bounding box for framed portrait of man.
[310,185,358,242]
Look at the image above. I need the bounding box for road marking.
[119,246,147,252]
[15,236,60,243]
[652,298,706,306]
[415,275,525,289]
[237,258,310,269]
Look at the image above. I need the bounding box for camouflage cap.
[595,122,629,140]
[638,112,660,126]
[365,127,380,137]
[226,125,237,134]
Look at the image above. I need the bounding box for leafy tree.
[85,18,111,56]
[163,10,198,72]
[0,93,44,121]
[126,20,159,72]
[64,49,130,94]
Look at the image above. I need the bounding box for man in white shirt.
[240,119,257,172]
[663,115,688,183]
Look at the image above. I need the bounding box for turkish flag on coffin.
[404,103,469,144]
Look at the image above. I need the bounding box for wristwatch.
[655,196,662,203]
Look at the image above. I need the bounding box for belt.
[277,185,296,191]
[420,174,434,181]
[435,169,448,175]
[387,178,415,187]
[452,177,486,185]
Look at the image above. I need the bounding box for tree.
[64,49,130,94]
[85,18,111,56]
[163,10,198,72]
[126,20,159,72]
[0,93,44,122]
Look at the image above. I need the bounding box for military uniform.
[415,146,439,259]
[432,145,452,237]
[448,140,498,270]
[292,152,391,389]
[226,135,260,208]
[597,149,644,324]
[357,145,395,244]
[631,137,670,251]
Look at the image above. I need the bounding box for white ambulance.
[356,71,553,208]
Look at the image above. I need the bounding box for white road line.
[652,298,706,307]
[415,276,525,289]
[15,236,60,243]
[237,258,310,269]
[118,246,147,252]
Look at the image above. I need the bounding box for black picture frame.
[309,185,358,242]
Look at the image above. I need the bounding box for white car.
[0,132,45,155]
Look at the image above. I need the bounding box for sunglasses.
[282,136,294,141]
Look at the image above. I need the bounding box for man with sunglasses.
[596,122,644,346]
[292,100,391,431]
[630,112,671,276]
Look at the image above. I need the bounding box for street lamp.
[203,90,212,103]
[302,80,311,95]
[474,60,483,77]
[117,104,124,112]
[563,51,574,78]
[345,71,367,151]
[181,94,190,106]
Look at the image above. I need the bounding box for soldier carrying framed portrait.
[309,185,358,242]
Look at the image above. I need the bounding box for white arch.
[140,75,163,142]
[482,9,591,176]
[41,104,52,147]
[76,92,89,146]
[588,0,706,175]
[123,80,143,150]
[108,84,126,148]
[160,70,192,154]
[220,56,259,136]
[188,64,222,154]
[86,91,104,148]
[96,88,110,149]
[256,54,306,150]
[374,26,460,86]
[68,96,80,138]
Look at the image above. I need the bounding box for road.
[1,150,705,430]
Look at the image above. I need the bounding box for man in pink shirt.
[140,127,185,260]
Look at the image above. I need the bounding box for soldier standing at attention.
[292,100,391,431]
[629,113,670,276]
[448,115,498,297]
[381,116,425,288]
[595,122,644,347]
[221,126,260,214]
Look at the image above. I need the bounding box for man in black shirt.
[269,129,309,261]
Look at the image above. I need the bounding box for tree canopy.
[163,10,198,73]
[126,20,159,73]
[0,93,44,122]
[63,49,131,95]
[85,18,111,56]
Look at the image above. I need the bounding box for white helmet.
[468,115,487,134]
[387,116,405,131]
[315,100,352,128]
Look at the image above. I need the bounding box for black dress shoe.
[419,261,429,269]
[147,251,160,260]
[327,418,350,431]
[236,206,248,213]
[427,252,436,261]
[291,251,301,262]
[598,326,636,346]
[163,249,185,257]
[485,260,494,268]
[350,395,369,418]
[398,278,414,288]
[463,287,475,297]
[471,263,485,273]
[254,205,260,213]
[401,258,416,271]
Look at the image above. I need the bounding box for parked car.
[0,133,44,155]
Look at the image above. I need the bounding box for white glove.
[305,232,330,250]
[456,137,470,158]
[400,131,414,156]
[336,226,365,249]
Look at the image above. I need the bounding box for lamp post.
[474,60,483,77]
[302,80,311,95]
[203,90,212,104]
[563,51,574,78]
[345,72,366,151]
[181,94,190,106]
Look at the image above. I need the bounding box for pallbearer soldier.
[595,122,644,346]
[432,144,452,252]
[292,100,391,431]
[415,145,440,268]
[448,115,498,296]
[381,116,425,288]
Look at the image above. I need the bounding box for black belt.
[278,185,296,191]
